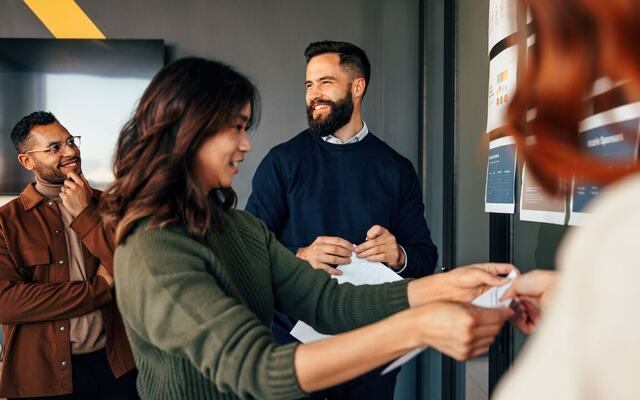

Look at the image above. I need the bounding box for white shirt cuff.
[394,245,408,274]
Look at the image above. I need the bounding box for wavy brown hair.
[100,57,259,244]
[505,0,640,194]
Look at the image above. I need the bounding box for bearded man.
[246,41,438,399]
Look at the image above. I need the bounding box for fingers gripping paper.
[381,271,517,375]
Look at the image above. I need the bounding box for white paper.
[382,271,518,375]
[289,320,331,343]
[290,254,403,344]
[488,0,517,54]
[471,270,517,309]
[381,348,424,375]
[487,45,518,133]
[485,136,517,214]
[333,255,403,286]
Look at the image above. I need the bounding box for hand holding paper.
[500,269,557,335]
[407,263,517,308]
[296,236,354,275]
[382,270,518,375]
[472,270,518,308]
[354,225,404,268]
[290,258,515,376]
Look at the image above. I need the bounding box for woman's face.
[195,103,253,191]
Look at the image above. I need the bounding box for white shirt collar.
[322,121,369,144]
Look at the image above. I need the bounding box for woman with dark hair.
[494,0,640,398]
[101,57,514,399]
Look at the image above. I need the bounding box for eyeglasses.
[24,136,81,155]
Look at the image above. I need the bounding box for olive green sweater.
[114,210,410,400]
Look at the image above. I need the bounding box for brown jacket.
[0,183,135,398]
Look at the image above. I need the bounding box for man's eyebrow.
[43,140,62,147]
[41,135,73,147]
[305,75,336,84]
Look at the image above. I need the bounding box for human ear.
[17,153,35,171]
[352,77,366,100]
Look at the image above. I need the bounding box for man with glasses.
[0,111,138,399]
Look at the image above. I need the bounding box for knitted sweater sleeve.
[264,222,411,334]
[114,228,305,400]
[245,149,289,239]
[393,162,438,278]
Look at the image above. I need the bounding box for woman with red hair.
[496,0,640,398]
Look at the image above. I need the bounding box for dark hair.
[305,40,371,96]
[10,111,58,153]
[505,0,640,193]
[100,57,259,244]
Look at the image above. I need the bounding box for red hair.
[506,0,640,194]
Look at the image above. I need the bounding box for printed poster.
[485,136,517,213]
[569,103,640,225]
[519,164,566,224]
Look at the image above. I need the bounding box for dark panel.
[442,0,458,399]
[0,39,162,77]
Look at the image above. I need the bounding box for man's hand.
[500,269,557,335]
[60,172,92,218]
[296,236,354,276]
[354,225,404,269]
[96,264,114,288]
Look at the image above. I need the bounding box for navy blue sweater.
[246,129,438,279]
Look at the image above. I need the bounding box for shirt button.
[55,229,61,235]
[48,201,54,206]
[61,361,67,368]
[58,260,64,265]
[59,326,65,331]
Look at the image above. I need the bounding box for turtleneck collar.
[34,176,63,200]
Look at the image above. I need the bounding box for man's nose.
[306,88,321,104]
[62,142,77,157]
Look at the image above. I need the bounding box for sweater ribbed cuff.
[268,343,306,399]
[382,279,411,315]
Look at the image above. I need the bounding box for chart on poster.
[487,45,518,133]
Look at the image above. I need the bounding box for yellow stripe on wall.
[23,0,105,39]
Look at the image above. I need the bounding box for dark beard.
[32,158,80,185]
[306,92,354,137]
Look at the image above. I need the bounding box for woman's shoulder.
[117,218,206,257]
[225,209,269,233]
